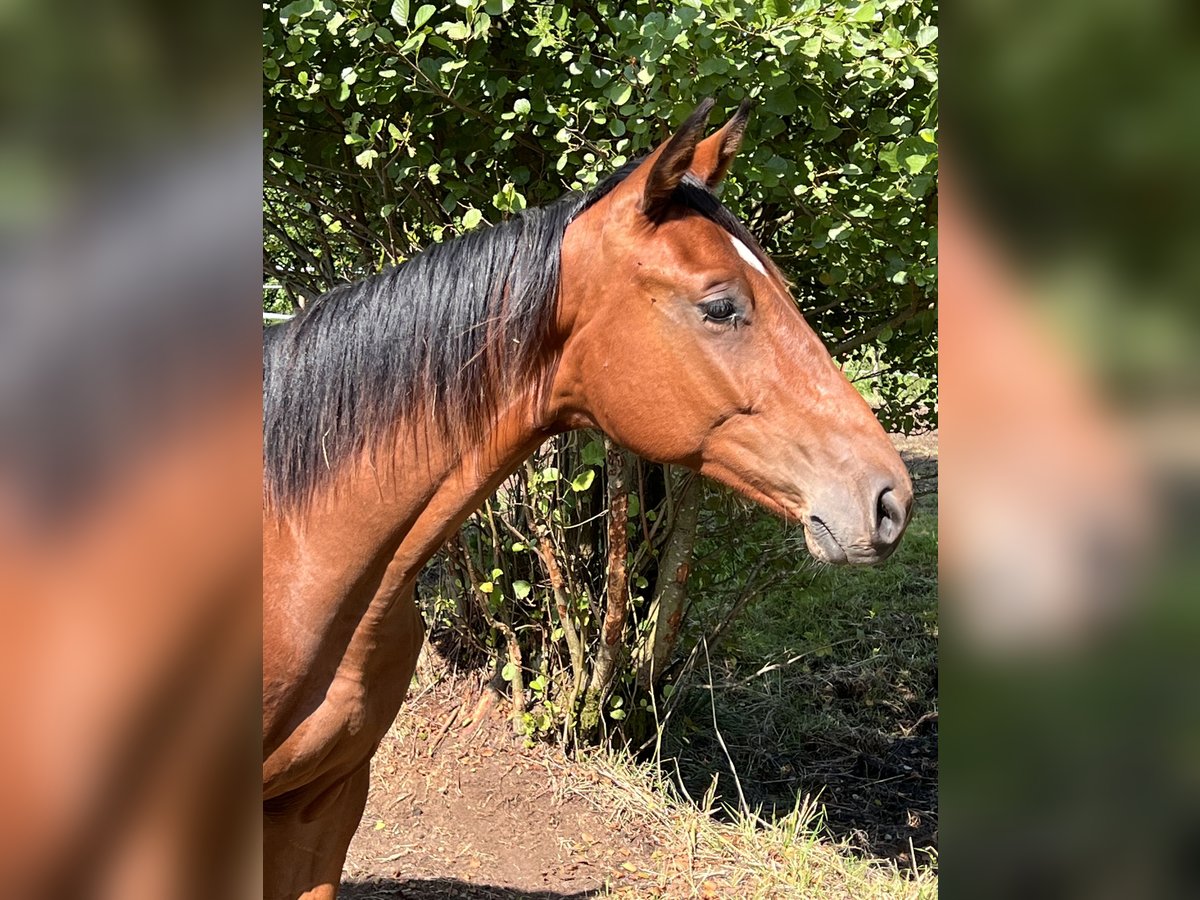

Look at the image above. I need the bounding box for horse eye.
[700,298,738,322]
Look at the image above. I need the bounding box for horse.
[262,99,914,899]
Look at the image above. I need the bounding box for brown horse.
[262,100,913,899]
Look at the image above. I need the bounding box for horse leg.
[262,762,369,900]
[264,587,426,898]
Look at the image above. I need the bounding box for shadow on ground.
[664,704,937,866]
[341,878,599,899]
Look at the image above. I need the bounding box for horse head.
[552,100,913,564]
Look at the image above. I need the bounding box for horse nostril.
[875,486,907,546]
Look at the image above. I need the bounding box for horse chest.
[263,582,424,800]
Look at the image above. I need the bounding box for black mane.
[263,165,770,511]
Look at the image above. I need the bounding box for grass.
[569,747,937,899]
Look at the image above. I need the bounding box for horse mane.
[263,164,772,512]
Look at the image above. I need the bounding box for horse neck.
[262,360,570,750]
[376,394,555,582]
[265,384,557,618]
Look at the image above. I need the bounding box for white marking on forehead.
[729,235,767,276]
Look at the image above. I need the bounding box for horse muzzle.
[804,474,913,566]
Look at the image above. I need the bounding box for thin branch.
[828,302,927,359]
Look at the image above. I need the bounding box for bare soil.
[342,675,651,899]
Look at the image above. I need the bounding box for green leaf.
[354,148,378,168]
[879,144,900,172]
[609,82,632,105]
[852,2,877,22]
[512,580,532,599]
[478,581,494,593]
[501,661,517,681]
[580,440,606,466]
[279,0,315,22]
[390,0,409,24]
[902,150,930,174]
[761,0,789,21]
[763,86,797,116]
[492,183,527,212]
[513,97,531,116]
[462,207,483,229]
[413,4,435,28]
[540,466,559,482]
[571,469,595,492]
[916,25,938,48]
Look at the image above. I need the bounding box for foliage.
[263,0,938,745]
[420,435,655,745]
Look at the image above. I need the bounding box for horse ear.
[641,98,716,216]
[690,99,752,188]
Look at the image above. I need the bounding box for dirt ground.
[342,432,938,899]
[342,678,655,899]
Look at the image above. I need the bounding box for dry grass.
[565,748,937,899]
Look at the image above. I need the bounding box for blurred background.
[0,0,261,896]
[943,0,1200,897]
